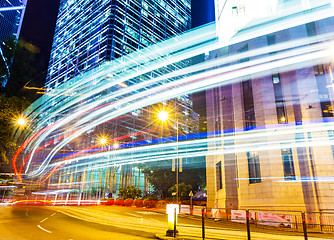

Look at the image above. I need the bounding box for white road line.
[125,212,141,218]
[51,212,57,216]
[40,218,48,223]
[37,225,52,234]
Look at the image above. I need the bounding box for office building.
[44,0,195,198]
[206,0,334,215]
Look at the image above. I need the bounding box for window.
[247,152,261,184]
[232,5,245,16]
[272,73,287,123]
[242,80,256,130]
[216,161,222,190]
[238,43,249,63]
[314,65,325,76]
[281,148,295,180]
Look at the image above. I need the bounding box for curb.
[56,208,158,239]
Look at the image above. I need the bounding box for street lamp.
[157,110,180,203]
[17,117,26,126]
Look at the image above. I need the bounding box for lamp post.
[157,110,180,203]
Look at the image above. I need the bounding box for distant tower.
[0,0,27,86]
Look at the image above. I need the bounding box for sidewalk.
[50,205,334,240]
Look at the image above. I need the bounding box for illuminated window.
[242,80,256,130]
[232,5,245,16]
[314,64,325,76]
[247,152,261,184]
[216,161,222,190]
[281,148,295,180]
[272,73,287,123]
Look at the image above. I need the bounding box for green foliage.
[138,159,206,199]
[0,96,30,170]
[118,185,142,199]
[168,182,192,201]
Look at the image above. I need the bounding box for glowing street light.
[113,142,119,149]
[17,117,26,126]
[100,137,107,145]
[157,109,181,204]
[158,110,169,121]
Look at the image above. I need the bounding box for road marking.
[125,212,141,218]
[136,211,164,215]
[40,218,48,223]
[51,212,57,216]
[37,225,52,233]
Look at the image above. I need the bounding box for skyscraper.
[43,0,195,198]
[0,0,27,86]
[46,0,191,90]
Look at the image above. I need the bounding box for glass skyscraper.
[46,0,191,89]
[43,0,194,198]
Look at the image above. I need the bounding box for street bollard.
[166,204,179,237]
[302,212,308,240]
[246,210,251,240]
[174,208,177,238]
[202,207,205,240]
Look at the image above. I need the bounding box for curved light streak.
[14,3,334,180]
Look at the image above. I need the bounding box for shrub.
[143,199,157,208]
[124,199,134,206]
[114,199,124,205]
[106,199,114,205]
[134,199,144,207]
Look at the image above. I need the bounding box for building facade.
[206,0,334,214]
[0,0,27,86]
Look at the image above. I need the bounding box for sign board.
[231,210,255,223]
[193,206,204,216]
[189,191,193,197]
[211,208,221,220]
[258,212,292,228]
[180,205,190,214]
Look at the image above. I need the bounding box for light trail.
[13,3,334,180]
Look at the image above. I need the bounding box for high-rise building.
[0,0,27,86]
[43,0,195,198]
[45,0,191,90]
[206,0,334,220]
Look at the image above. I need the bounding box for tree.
[168,182,192,201]
[139,160,176,199]
[0,96,30,171]
[138,158,206,199]
[118,185,142,199]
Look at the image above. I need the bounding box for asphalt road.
[0,206,155,240]
[1,205,334,240]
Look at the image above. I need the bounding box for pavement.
[45,205,334,240]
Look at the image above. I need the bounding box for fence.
[205,207,334,233]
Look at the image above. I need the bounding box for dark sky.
[20,0,60,57]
